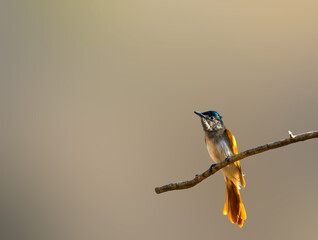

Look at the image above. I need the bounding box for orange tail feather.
[223,179,246,228]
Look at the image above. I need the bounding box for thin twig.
[155,130,318,194]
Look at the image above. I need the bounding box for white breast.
[206,137,239,181]
[206,138,232,163]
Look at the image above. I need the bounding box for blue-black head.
[194,110,224,131]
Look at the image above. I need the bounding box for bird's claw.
[209,164,216,172]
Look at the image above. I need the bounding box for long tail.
[223,178,247,228]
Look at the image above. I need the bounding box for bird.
[194,110,246,227]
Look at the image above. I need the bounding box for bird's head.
[194,110,224,132]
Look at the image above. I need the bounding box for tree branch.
[155,130,318,194]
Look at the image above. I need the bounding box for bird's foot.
[209,164,216,172]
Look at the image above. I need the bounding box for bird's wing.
[225,128,238,155]
[225,128,246,187]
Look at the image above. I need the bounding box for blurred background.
[1,0,318,239]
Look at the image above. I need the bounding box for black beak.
[194,111,209,120]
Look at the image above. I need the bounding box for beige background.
[1,0,318,239]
